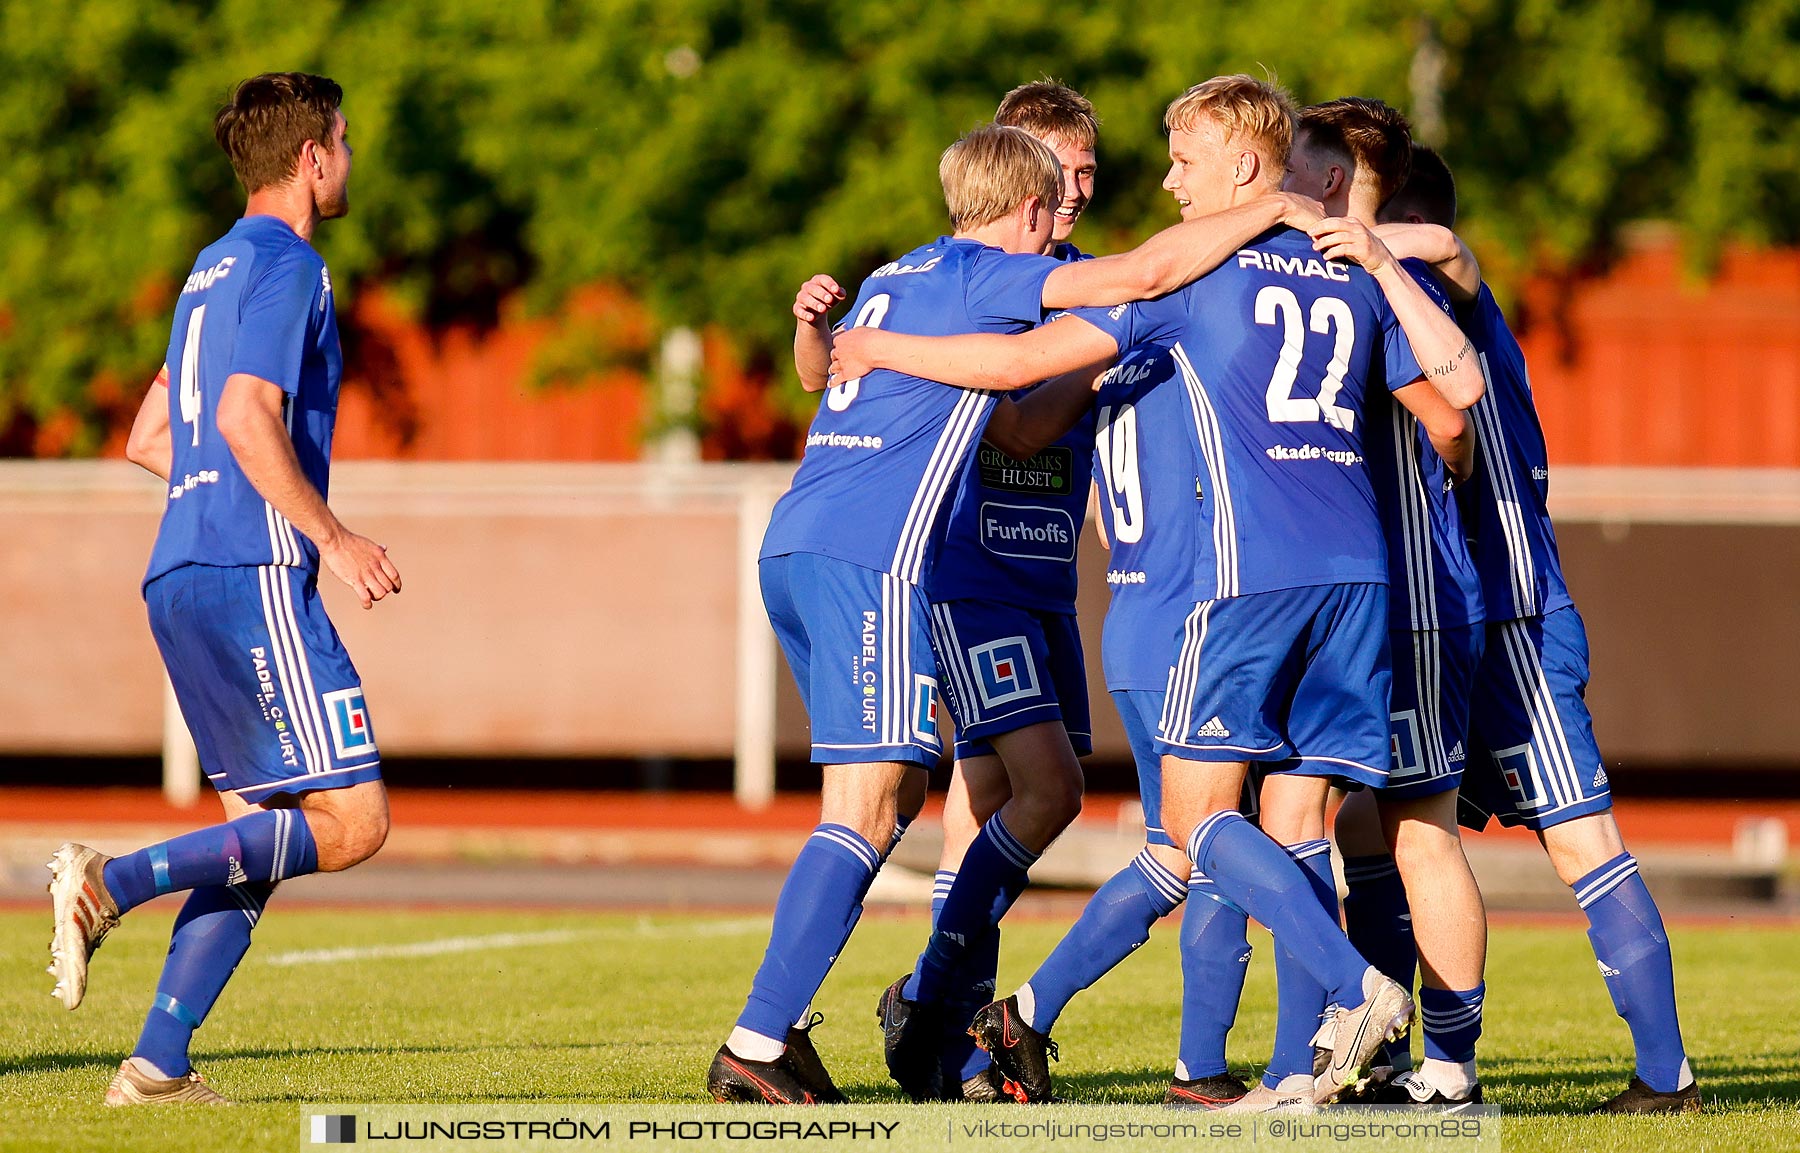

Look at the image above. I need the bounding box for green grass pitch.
[2,907,1796,1151]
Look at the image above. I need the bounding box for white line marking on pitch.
[263,918,766,966]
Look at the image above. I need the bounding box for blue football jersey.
[930,243,1095,611]
[1462,283,1572,621]
[761,237,1059,584]
[146,216,341,586]
[1362,259,1484,631]
[1076,227,1425,600]
[1089,343,1194,690]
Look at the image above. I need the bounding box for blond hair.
[995,79,1100,151]
[1163,74,1296,179]
[940,125,1062,231]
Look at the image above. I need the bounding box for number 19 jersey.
[760,237,1059,585]
[1090,343,1193,690]
[1074,227,1424,601]
[146,216,342,586]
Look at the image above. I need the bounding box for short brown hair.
[213,72,344,193]
[1299,98,1413,208]
[939,125,1062,231]
[1380,145,1457,227]
[995,80,1100,151]
[1164,75,1296,178]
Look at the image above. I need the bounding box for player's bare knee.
[1539,811,1627,886]
[1013,768,1081,832]
[309,808,387,872]
[1391,824,1457,876]
[1043,770,1084,827]
[1146,842,1192,879]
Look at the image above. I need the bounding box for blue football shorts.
[760,552,945,768]
[1112,688,1259,849]
[146,564,383,805]
[1459,606,1614,832]
[1155,583,1393,789]
[1379,623,1484,801]
[928,599,1091,761]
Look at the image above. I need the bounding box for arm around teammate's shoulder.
[829,316,1118,393]
[1312,219,1484,411]
[1372,223,1481,304]
[1039,193,1317,310]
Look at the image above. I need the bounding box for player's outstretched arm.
[1373,223,1482,303]
[125,366,173,482]
[829,315,1119,393]
[1040,193,1321,310]
[216,373,401,609]
[1310,218,1483,411]
[1393,379,1474,482]
[983,362,1107,460]
[793,274,845,393]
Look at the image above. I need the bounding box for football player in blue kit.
[47,74,396,1106]
[830,75,1485,1107]
[1362,145,1700,1114]
[1281,99,1493,1109]
[794,92,1324,1102]
[911,82,1105,1105]
[715,122,1317,1105]
[1042,342,1267,1110]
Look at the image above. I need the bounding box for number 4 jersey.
[146,215,342,586]
[1073,226,1424,601]
[760,237,1060,585]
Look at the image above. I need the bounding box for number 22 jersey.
[1074,226,1424,601]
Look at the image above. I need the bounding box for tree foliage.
[2,0,1795,452]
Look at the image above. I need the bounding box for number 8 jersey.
[145,216,342,586]
[1074,226,1423,601]
[760,237,1059,585]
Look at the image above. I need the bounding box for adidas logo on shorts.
[225,856,247,887]
[1447,741,1466,763]
[1196,716,1232,739]
[1593,766,1609,788]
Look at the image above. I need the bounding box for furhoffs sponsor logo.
[979,504,1077,563]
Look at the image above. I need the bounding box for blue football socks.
[104,809,317,915]
[1574,853,1692,1091]
[794,814,912,1028]
[1264,839,1337,1086]
[906,814,1038,1004]
[1343,854,1416,990]
[931,869,955,921]
[1344,852,1417,1067]
[944,928,1000,1081]
[132,881,276,1078]
[1176,871,1251,1080]
[1186,812,1368,1009]
[737,823,882,1043]
[1419,982,1484,1063]
[1023,849,1186,1034]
